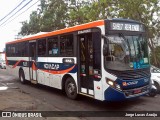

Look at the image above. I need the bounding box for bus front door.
[78,33,94,96]
[29,41,38,84]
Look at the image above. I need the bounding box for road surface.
[0,69,159,120]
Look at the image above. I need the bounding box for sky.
[0,0,40,52]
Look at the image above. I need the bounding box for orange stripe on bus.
[12,60,25,68]
[40,65,75,74]
[6,20,104,44]
[32,62,38,70]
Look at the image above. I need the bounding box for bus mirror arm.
[102,34,109,56]
[102,34,109,44]
[103,45,108,56]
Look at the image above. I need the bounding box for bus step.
[79,92,94,98]
[31,80,38,84]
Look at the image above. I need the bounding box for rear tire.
[19,70,26,84]
[65,77,77,99]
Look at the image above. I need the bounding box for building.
[0,52,5,60]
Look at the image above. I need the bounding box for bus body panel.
[37,57,78,89]
[6,57,30,80]
[5,19,151,101]
[93,80,103,100]
[6,56,78,91]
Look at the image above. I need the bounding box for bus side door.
[29,41,37,84]
[78,33,94,96]
[78,30,101,96]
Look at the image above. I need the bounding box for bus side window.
[38,39,46,56]
[6,45,11,57]
[10,45,16,57]
[21,42,28,57]
[60,34,73,56]
[48,37,59,56]
[93,31,101,73]
[31,44,36,57]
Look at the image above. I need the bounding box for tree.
[19,0,160,67]
[115,0,160,66]
[19,21,30,36]
[29,11,41,34]
[69,0,160,66]
[40,0,68,31]
[150,46,160,67]
[19,0,68,35]
[67,0,117,26]
[67,0,92,26]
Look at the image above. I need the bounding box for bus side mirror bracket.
[103,44,108,56]
[102,34,109,56]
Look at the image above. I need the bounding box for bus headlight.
[106,79,114,86]
[106,78,122,91]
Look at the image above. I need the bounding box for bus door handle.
[94,75,101,79]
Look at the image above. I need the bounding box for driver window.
[105,36,127,61]
[107,43,125,61]
[113,44,124,58]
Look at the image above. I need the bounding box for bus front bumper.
[104,85,150,101]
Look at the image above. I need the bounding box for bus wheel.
[19,70,26,84]
[65,77,77,99]
[154,82,160,93]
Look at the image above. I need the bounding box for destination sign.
[78,29,91,34]
[110,22,144,32]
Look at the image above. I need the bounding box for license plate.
[134,89,141,94]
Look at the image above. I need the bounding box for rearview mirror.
[103,44,108,56]
[102,34,109,56]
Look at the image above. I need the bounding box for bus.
[6,18,151,101]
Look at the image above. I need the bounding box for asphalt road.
[0,69,160,120]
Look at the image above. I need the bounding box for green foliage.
[19,21,30,35]
[19,0,160,36]
[19,0,68,35]
[67,0,117,26]
[150,46,160,67]
[18,0,160,67]
[19,0,160,63]
[40,0,68,31]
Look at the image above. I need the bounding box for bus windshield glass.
[104,34,149,71]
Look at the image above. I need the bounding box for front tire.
[65,77,77,99]
[148,91,157,97]
[154,82,160,93]
[19,70,26,84]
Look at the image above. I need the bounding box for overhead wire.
[2,0,40,27]
[0,0,27,23]
[0,0,33,27]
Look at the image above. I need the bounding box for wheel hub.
[68,83,75,95]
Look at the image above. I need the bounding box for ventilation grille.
[107,68,150,80]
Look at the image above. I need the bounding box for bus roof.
[6,20,104,44]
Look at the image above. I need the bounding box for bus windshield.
[104,34,149,71]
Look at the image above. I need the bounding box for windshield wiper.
[136,34,143,59]
[102,34,109,44]
[102,34,110,56]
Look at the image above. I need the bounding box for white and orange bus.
[6,19,151,101]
